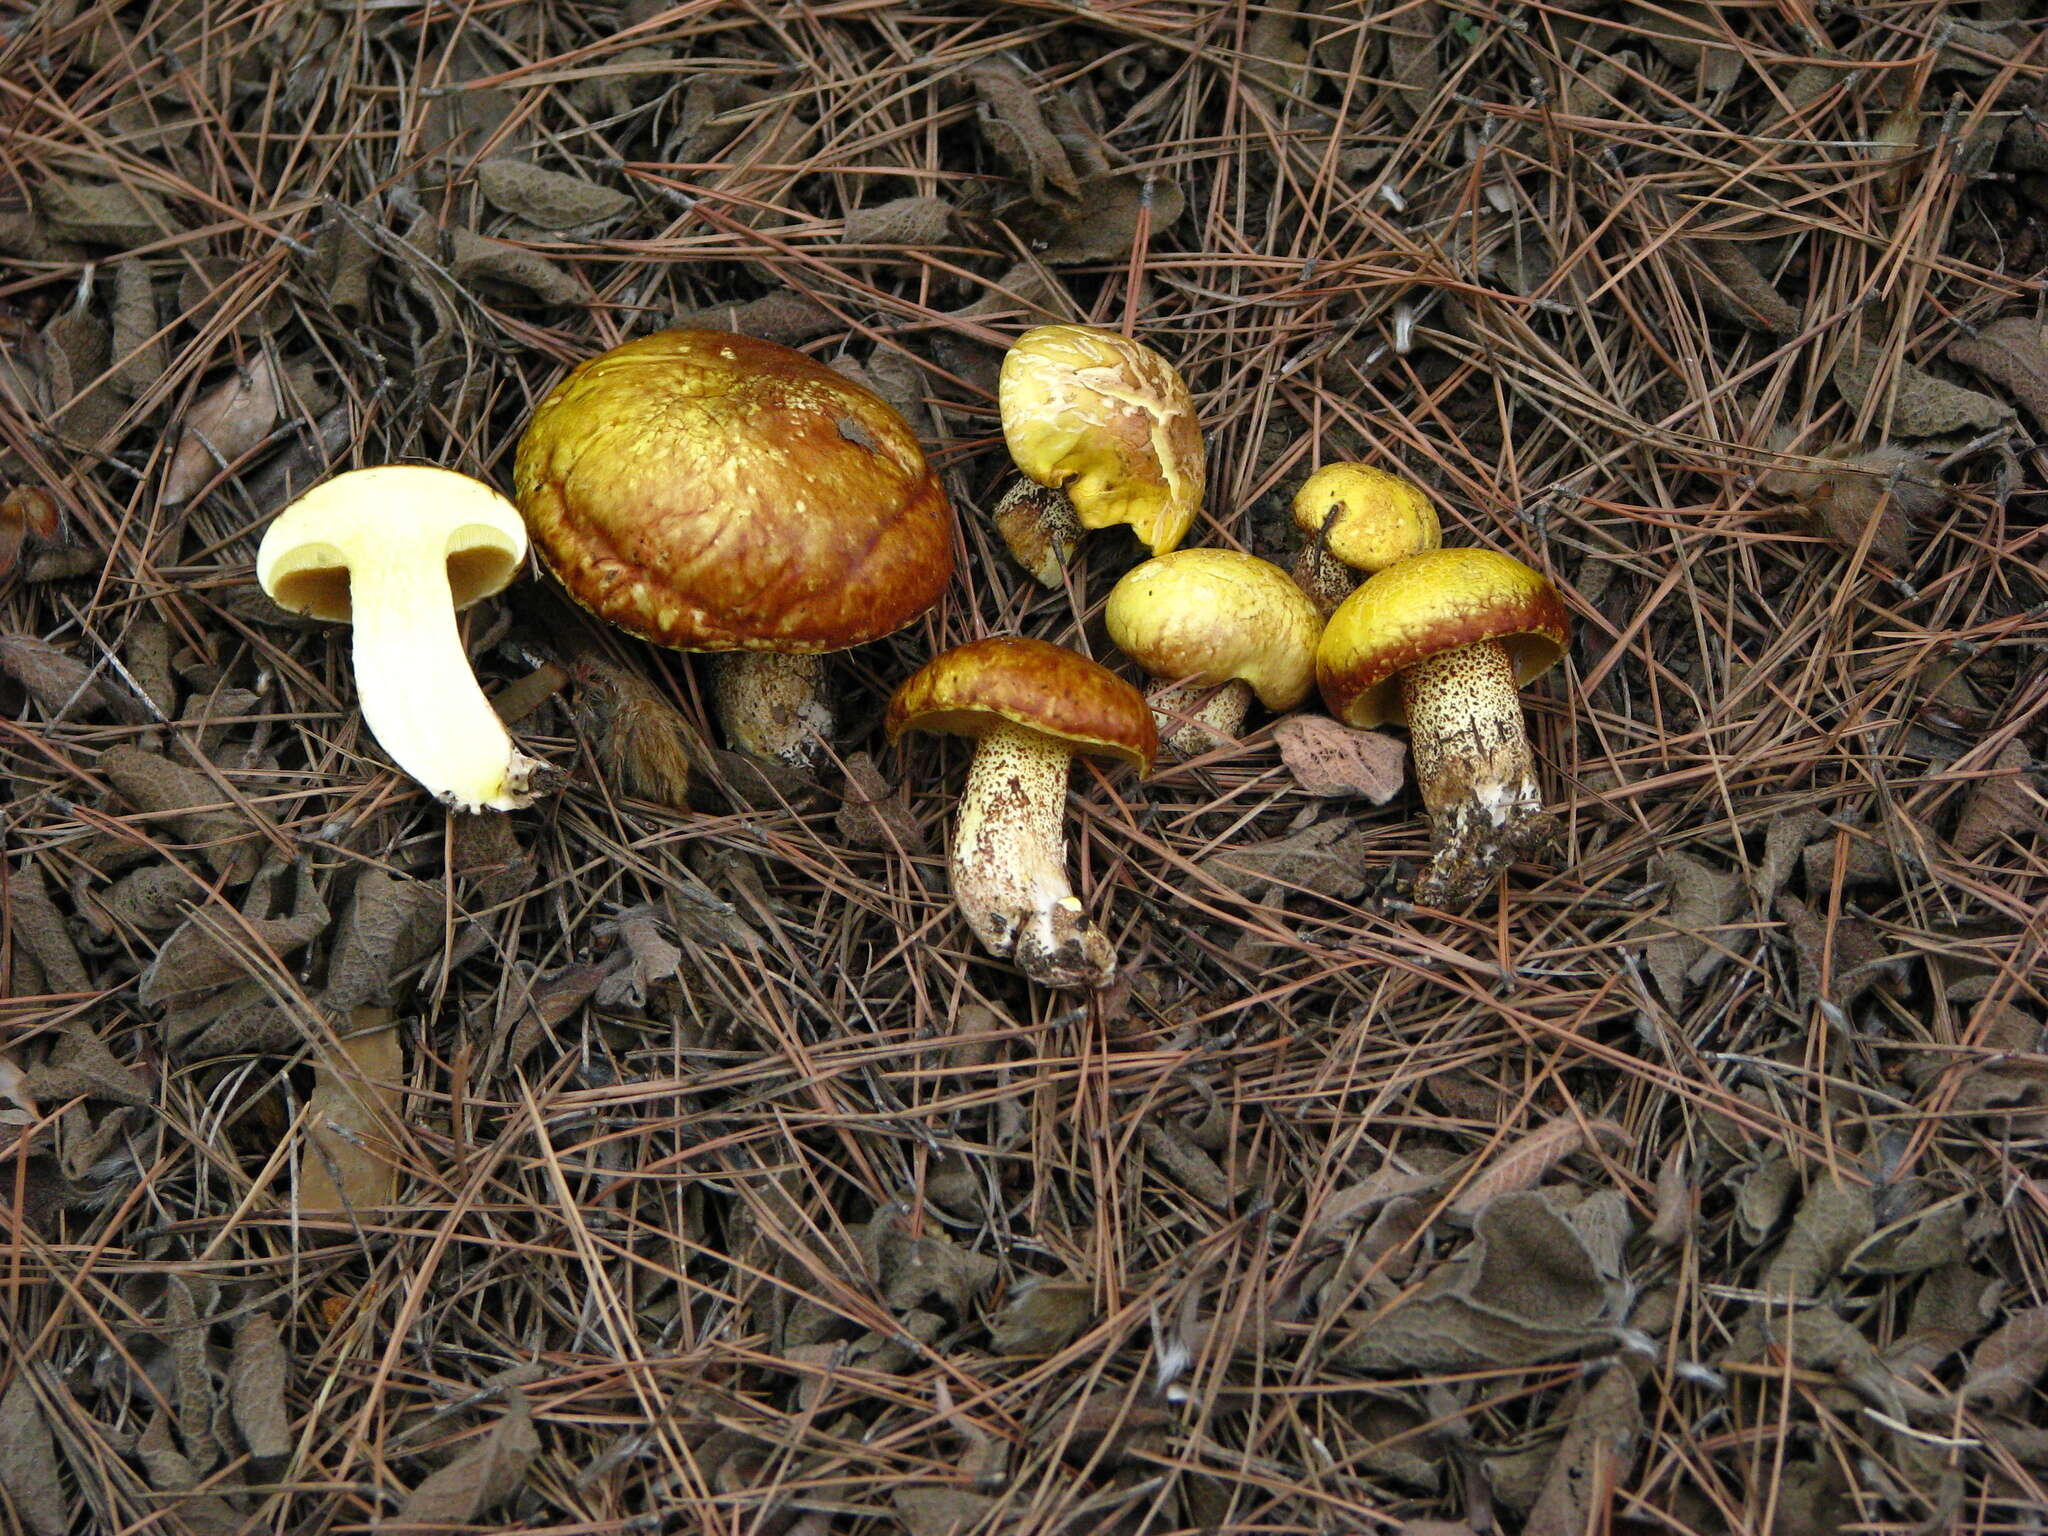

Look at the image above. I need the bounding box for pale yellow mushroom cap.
[1290,463,1441,574]
[998,324,1205,556]
[1105,548,1323,711]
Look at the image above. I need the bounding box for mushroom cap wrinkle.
[1289,463,1441,575]
[887,636,1157,775]
[257,465,527,620]
[998,324,1204,557]
[1317,547,1569,728]
[513,329,954,654]
[1105,548,1322,711]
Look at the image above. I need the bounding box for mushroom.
[996,324,1204,585]
[513,329,955,770]
[887,637,1156,988]
[1316,548,1570,906]
[1289,462,1441,614]
[1104,548,1323,757]
[256,465,545,812]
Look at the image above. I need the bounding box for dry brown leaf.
[1639,0,1740,89]
[440,224,581,304]
[1831,345,2008,438]
[1644,851,1741,1005]
[1524,1364,1643,1536]
[965,57,1080,202]
[1450,1118,1628,1220]
[107,258,165,395]
[137,861,327,1008]
[1007,170,1186,264]
[298,1006,404,1214]
[989,1279,1095,1354]
[324,869,444,1013]
[1381,1,1444,119]
[163,352,283,505]
[229,1311,292,1464]
[844,195,953,247]
[892,1487,1000,1536]
[0,635,145,723]
[1140,1120,1233,1206]
[1274,714,1407,802]
[0,1371,68,1536]
[397,1389,540,1524]
[576,660,698,811]
[1692,239,1800,334]
[674,291,840,346]
[1198,820,1372,898]
[1763,1179,1874,1300]
[862,1207,998,1316]
[100,744,267,882]
[477,158,631,229]
[38,176,169,244]
[1952,739,2039,858]
[21,1024,149,1107]
[1757,442,1947,565]
[837,750,924,851]
[1647,1148,1693,1248]
[1948,316,2048,428]
[594,905,682,1010]
[1849,1200,1968,1277]
[1311,1161,1443,1236]
[1962,1305,2048,1409]
[8,862,90,996]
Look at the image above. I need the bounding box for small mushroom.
[1104,548,1322,757]
[1316,548,1570,905]
[1288,462,1441,614]
[996,324,1204,584]
[256,466,545,812]
[514,329,956,770]
[887,637,1156,988]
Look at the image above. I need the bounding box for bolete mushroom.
[513,329,955,770]
[1104,548,1322,757]
[886,637,1156,988]
[1316,548,1570,906]
[1289,462,1441,614]
[256,466,545,812]
[995,324,1203,584]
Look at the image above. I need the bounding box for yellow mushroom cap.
[1317,548,1570,728]
[998,324,1204,556]
[887,636,1157,775]
[1104,548,1322,711]
[1290,463,1441,575]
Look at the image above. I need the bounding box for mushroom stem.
[952,720,1117,988]
[993,479,1082,587]
[348,555,545,812]
[1399,639,1558,906]
[711,652,831,769]
[1289,542,1358,616]
[1144,677,1252,759]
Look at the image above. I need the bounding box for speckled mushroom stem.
[1144,677,1253,759]
[711,652,831,770]
[1399,639,1558,906]
[951,720,1118,988]
[1289,543,1359,617]
[992,479,1083,588]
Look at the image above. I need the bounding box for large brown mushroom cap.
[1317,548,1569,728]
[887,636,1157,774]
[1104,548,1322,710]
[514,329,954,653]
[998,325,1204,556]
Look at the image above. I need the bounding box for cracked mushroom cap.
[1317,548,1570,728]
[1290,462,1442,574]
[887,636,1157,774]
[1105,548,1322,710]
[998,324,1204,556]
[513,329,954,654]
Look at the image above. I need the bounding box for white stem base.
[712,652,831,770]
[1401,640,1557,906]
[1145,677,1252,760]
[952,721,1117,989]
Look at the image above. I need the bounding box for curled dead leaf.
[163,353,283,505]
[298,1006,404,1214]
[1274,714,1407,802]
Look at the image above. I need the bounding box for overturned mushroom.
[1104,548,1322,757]
[996,324,1203,583]
[887,637,1155,988]
[514,329,955,770]
[257,466,545,812]
[1289,462,1441,614]
[1317,548,1570,905]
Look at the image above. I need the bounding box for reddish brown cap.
[514,329,954,654]
[887,637,1157,774]
[1317,548,1569,728]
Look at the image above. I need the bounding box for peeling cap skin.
[998,324,1204,556]
[1317,548,1569,729]
[514,329,954,654]
[1290,463,1441,575]
[1105,549,1322,711]
[887,636,1158,772]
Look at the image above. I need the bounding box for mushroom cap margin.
[887,636,1158,774]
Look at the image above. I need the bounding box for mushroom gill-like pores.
[514,329,955,770]
[887,637,1156,989]
[257,466,546,812]
[1289,462,1441,614]
[1104,548,1323,758]
[996,324,1204,584]
[1317,549,1570,906]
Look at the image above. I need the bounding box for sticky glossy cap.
[1290,463,1441,575]
[887,636,1156,774]
[1317,548,1569,727]
[513,329,954,654]
[998,324,1204,556]
[1105,548,1322,710]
